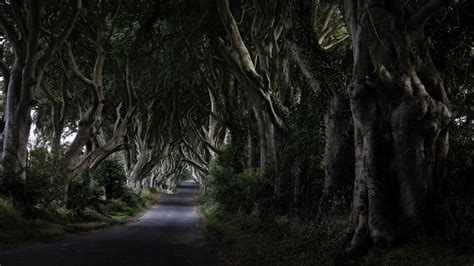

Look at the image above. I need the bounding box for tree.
[215,0,290,178]
[0,0,81,200]
[291,0,354,216]
[342,0,453,253]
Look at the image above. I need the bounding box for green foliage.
[206,148,270,213]
[178,168,193,180]
[121,186,146,208]
[277,85,327,217]
[0,198,25,230]
[140,188,157,204]
[25,148,52,205]
[101,199,135,215]
[427,0,474,248]
[25,147,69,207]
[203,201,348,265]
[68,158,150,215]
[204,202,474,265]
[0,150,159,247]
[79,207,108,222]
[92,157,127,200]
[441,99,474,247]
[67,173,104,211]
[0,198,66,248]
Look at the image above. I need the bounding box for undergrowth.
[203,202,474,266]
[0,156,159,249]
[0,190,157,249]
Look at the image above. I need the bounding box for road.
[0,180,215,266]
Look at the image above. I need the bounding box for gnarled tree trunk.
[343,0,452,253]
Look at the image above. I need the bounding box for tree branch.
[322,34,348,50]
[64,42,96,88]
[10,0,28,39]
[410,0,451,30]
[320,4,337,34]
[38,0,82,70]
[71,106,135,176]
[217,0,259,77]
[289,42,321,93]
[0,12,22,51]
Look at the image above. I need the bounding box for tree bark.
[248,109,260,171]
[319,92,354,216]
[1,61,29,199]
[343,0,452,253]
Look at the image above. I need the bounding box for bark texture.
[319,93,354,216]
[343,0,452,252]
[1,61,30,198]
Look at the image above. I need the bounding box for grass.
[202,202,474,266]
[362,240,474,266]
[0,191,159,249]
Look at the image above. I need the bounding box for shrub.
[67,173,106,211]
[78,207,108,222]
[26,146,69,207]
[206,156,269,213]
[121,186,145,208]
[92,157,127,200]
[0,198,25,230]
[140,188,156,204]
[34,207,76,224]
[68,173,92,211]
[104,199,134,215]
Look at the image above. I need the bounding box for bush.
[103,199,134,215]
[26,146,69,207]
[0,198,25,230]
[92,157,127,200]
[78,207,108,222]
[140,188,156,204]
[66,173,97,211]
[121,186,145,208]
[206,154,270,213]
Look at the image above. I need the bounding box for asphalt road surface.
[0,180,215,266]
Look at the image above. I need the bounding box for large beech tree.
[0,0,81,199]
[342,0,453,253]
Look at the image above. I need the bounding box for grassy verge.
[0,189,159,249]
[202,202,474,265]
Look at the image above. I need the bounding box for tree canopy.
[0,0,472,258]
